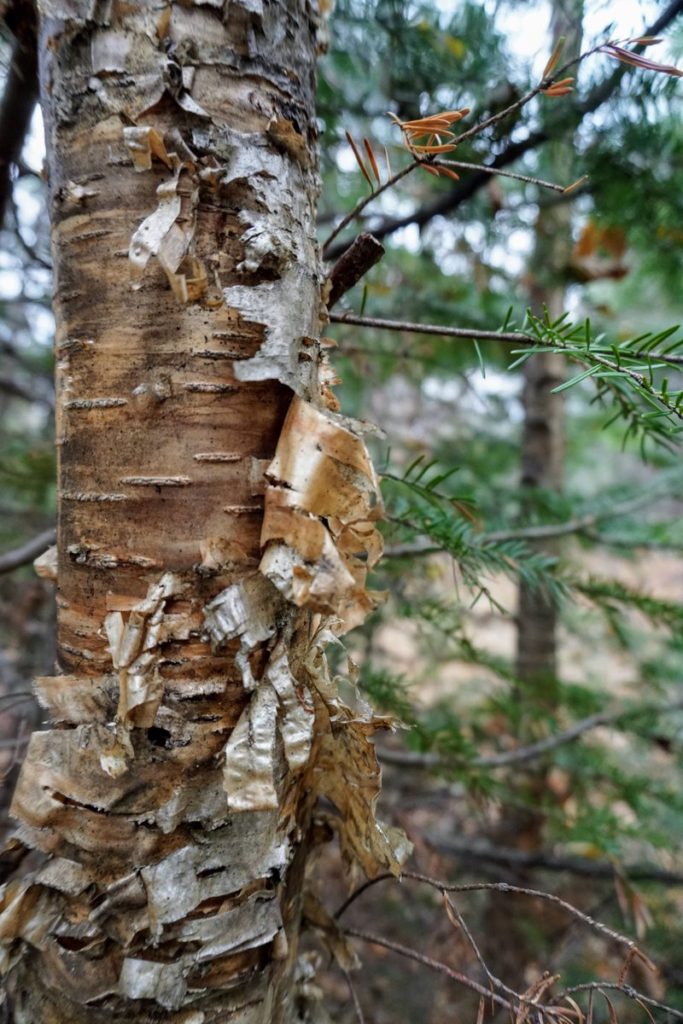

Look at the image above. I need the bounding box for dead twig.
[0,527,56,574]
[343,968,366,1024]
[326,233,385,309]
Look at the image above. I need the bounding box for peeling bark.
[2,2,407,1020]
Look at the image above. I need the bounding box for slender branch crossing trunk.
[0,2,405,1019]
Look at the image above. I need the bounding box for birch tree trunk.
[0,2,405,1019]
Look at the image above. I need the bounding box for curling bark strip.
[0,1,408,1020]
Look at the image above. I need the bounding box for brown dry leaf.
[388,108,469,159]
[543,36,566,78]
[411,141,459,154]
[574,221,599,258]
[516,973,560,1024]
[565,996,585,1024]
[363,138,381,184]
[602,992,619,1024]
[542,77,574,96]
[634,998,657,1024]
[442,892,462,932]
[563,174,589,194]
[313,699,411,881]
[601,43,682,77]
[345,130,373,189]
[435,165,461,181]
[302,889,361,971]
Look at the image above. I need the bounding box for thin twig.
[340,877,683,1015]
[330,311,531,344]
[344,927,681,1021]
[0,528,56,574]
[337,871,650,958]
[9,193,51,270]
[559,984,683,1021]
[343,968,366,1024]
[322,161,416,255]
[378,708,621,770]
[436,159,566,192]
[344,926,515,1012]
[452,43,603,150]
[0,0,38,230]
[443,893,520,1004]
[477,700,683,768]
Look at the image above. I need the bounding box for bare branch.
[322,47,599,257]
[344,918,683,1021]
[384,491,666,559]
[343,968,366,1024]
[484,491,664,544]
[559,983,683,1021]
[330,311,531,344]
[344,926,516,1012]
[436,159,567,191]
[326,233,385,309]
[0,372,53,409]
[0,527,56,574]
[322,161,417,256]
[442,893,520,1005]
[339,870,663,978]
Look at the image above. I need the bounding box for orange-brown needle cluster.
[541,76,574,97]
[388,108,470,180]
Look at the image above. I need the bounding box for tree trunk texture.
[515,0,583,780]
[0,2,405,1020]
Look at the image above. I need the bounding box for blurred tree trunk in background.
[487,0,582,982]
[514,0,582,830]
[0,0,37,229]
[0,2,372,1020]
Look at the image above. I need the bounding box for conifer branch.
[378,698,683,772]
